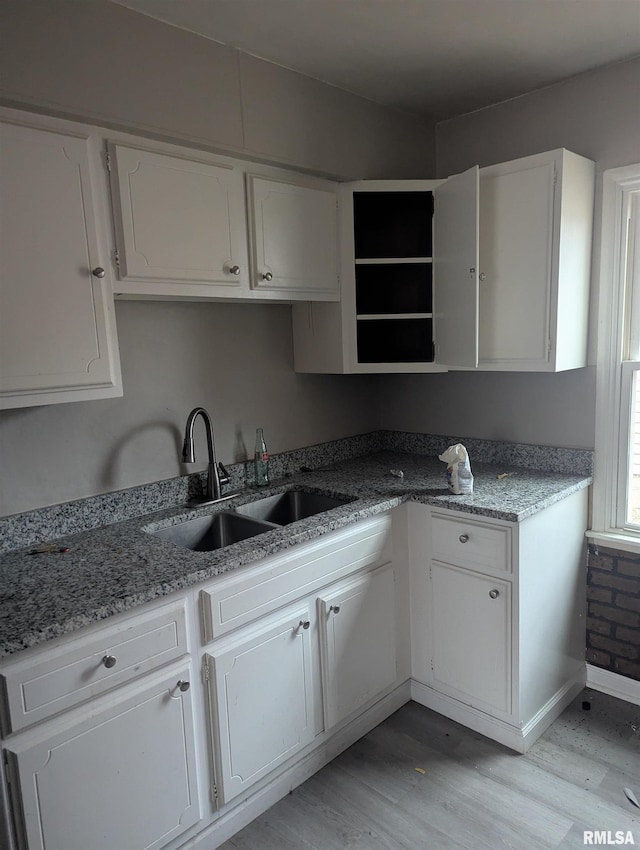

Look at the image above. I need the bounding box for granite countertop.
[0,451,591,659]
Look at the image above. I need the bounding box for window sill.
[586,529,640,555]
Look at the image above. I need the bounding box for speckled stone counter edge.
[0,430,592,553]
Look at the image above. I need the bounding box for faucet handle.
[218,462,231,486]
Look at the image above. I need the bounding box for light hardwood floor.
[220,690,640,849]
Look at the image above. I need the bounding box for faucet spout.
[182,407,230,502]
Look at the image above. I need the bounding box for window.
[591,165,640,551]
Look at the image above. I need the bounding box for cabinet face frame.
[0,109,122,409]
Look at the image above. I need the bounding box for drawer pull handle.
[102,655,117,669]
[298,620,311,630]
[489,589,500,599]
[176,680,190,692]
[459,534,470,543]
[329,605,341,615]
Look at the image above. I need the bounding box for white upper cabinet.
[293,171,479,373]
[0,110,122,409]
[246,175,339,300]
[478,149,594,371]
[108,143,250,298]
[293,148,594,374]
[108,142,339,302]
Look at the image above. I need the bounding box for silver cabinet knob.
[228,265,241,275]
[459,534,470,543]
[92,267,106,278]
[261,271,273,282]
[489,589,500,599]
[479,272,487,282]
[329,605,341,614]
[102,655,117,668]
[176,680,190,692]
[298,620,311,630]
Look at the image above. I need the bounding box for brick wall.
[587,545,640,680]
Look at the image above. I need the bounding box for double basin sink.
[148,490,352,553]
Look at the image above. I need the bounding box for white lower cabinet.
[410,492,589,752]
[319,563,397,730]
[206,605,316,805]
[5,663,200,850]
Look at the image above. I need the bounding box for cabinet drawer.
[430,512,511,574]
[200,514,392,641]
[0,600,188,734]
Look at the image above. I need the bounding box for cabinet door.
[6,665,200,850]
[109,143,249,293]
[247,175,339,299]
[208,606,315,804]
[477,149,594,371]
[478,157,555,369]
[433,166,479,368]
[429,561,511,715]
[0,115,122,409]
[319,563,397,730]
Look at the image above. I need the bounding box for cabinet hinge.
[114,249,120,268]
[105,150,112,173]
[202,657,211,683]
[547,337,553,355]
[553,168,558,187]
[430,658,434,672]
[210,783,218,802]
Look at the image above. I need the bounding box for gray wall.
[378,57,640,449]
[0,0,432,517]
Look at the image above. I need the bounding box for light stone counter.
[0,451,590,658]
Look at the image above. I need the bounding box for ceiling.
[114,0,640,121]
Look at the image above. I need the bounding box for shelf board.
[356,313,433,321]
[354,257,432,265]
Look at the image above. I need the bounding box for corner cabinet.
[293,168,480,373]
[409,489,589,752]
[293,148,594,374]
[108,141,339,302]
[0,110,122,409]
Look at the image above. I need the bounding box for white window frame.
[590,164,640,553]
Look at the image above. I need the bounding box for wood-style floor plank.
[220,690,640,849]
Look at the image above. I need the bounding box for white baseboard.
[586,664,640,705]
[177,682,411,850]
[410,676,584,754]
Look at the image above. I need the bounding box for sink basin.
[235,490,352,525]
[148,511,277,552]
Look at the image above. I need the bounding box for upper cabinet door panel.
[247,175,339,299]
[433,166,479,369]
[109,143,249,289]
[478,160,554,367]
[0,116,121,408]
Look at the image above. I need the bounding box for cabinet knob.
[329,605,341,615]
[489,589,500,599]
[298,619,311,630]
[102,655,117,669]
[228,265,241,275]
[176,680,190,692]
[92,267,106,278]
[479,272,487,282]
[261,271,273,282]
[459,534,470,544]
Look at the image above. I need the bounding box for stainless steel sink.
[235,490,352,525]
[148,511,277,552]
